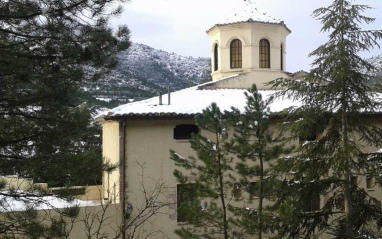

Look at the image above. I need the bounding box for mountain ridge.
[83,43,211,104]
[82,43,382,108]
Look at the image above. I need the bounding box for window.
[259,39,270,68]
[351,176,358,189]
[299,127,317,145]
[366,177,375,189]
[230,39,242,68]
[280,44,283,71]
[247,182,258,199]
[304,192,320,212]
[214,43,218,71]
[174,124,198,140]
[233,182,258,200]
[177,184,197,223]
[233,183,242,199]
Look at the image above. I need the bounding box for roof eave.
[206,20,292,34]
[102,111,382,122]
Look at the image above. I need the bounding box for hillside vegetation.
[83,43,211,106]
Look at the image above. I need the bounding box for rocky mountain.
[367,54,382,86]
[83,43,211,105]
[82,43,382,108]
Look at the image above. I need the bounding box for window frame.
[259,39,271,69]
[230,39,242,69]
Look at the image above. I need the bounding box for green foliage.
[269,0,382,238]
[0,0,130,238]
[171,86,291,239]
[170,103,236,239]
[225,85,293,238]
[0,0,130,181]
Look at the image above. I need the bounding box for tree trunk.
[340,1,353,237]
[258,137,264,239]
[216,135,229,239]
[342,80,353,238]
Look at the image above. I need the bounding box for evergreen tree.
[170,86,292,239]
[0,0,130,237]
[270,0,382,238]
[170,103,236,239]
[0,0,130,183]
[226,85,293,239]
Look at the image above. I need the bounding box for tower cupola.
[207,0,291,89]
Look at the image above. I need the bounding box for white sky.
[111,0,382,72]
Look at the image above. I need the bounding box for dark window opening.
[174,124,198,140]
[280,44,283,71]
[304,192,320,212]
[247,182,258,199]
[230,39,242,68]
[299,125,317,144]
[214,44,219,71]
[177,184,197,223]
[351,176,358,189]
[367,177,375,189]
[259,39,270,68]
[233,183,242,199]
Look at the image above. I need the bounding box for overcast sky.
[111,0,382,72]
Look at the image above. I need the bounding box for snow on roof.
[207,1,289,33]
[98,77,382,119]
[0,191,98,212]
[99,85,301,119]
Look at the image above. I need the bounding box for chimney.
[168,86,171,105]
[158,92,162,105]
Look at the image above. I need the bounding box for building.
[98,1,382,238]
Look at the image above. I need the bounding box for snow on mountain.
[368,55,382,75]
[83,43,211,103]
[366,54,382,86]
[83,44,381,106]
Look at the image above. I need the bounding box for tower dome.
[207,1,291,89]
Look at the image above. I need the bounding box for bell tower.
[206,1,291,89]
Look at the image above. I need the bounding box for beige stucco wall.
[208,22,290,88]
[100,117,382,239]
[123,120,197,238]
[68,204,123,239]
[211,70,290,90]
[102,121,120,203]
[77,185,103,201]
[117,119,296,238]
[1,176,34,191]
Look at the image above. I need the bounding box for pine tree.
[226,85,293,239]
[270,0,382,238]
[170,87,292,239]
[170,103,236,239]
[0,0,130,182]
[0,0,130,237]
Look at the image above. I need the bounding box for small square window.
[174,124,198,140]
